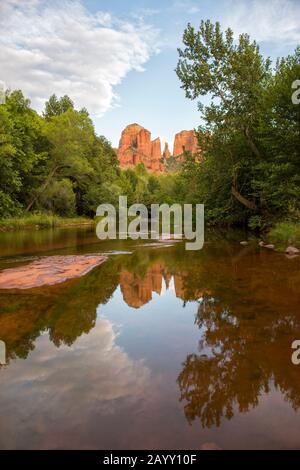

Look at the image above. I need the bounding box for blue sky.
[0,0,299,147]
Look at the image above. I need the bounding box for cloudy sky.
[0,0,299,147]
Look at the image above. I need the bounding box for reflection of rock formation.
[120,264,164,308]
[120,264,203,308]
[174,274,205,301]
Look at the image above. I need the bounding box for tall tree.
[176,21,272,221]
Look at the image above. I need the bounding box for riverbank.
[268,221,300,251]
[0,214,95,231]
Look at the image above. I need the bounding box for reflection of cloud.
[0,317,151,448]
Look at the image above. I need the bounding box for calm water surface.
[0,227,300,449]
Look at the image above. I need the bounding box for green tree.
[26,108,95,211]
[0,90,48,217]
[38,178,76,216]
[43,94,74,120]
[176,21,273,223]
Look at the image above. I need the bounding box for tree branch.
[231,185,257,211]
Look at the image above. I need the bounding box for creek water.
[0,227,300,449]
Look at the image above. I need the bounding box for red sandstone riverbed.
[0,255,107,289]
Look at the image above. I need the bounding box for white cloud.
[0,0,159,116]
[173,1,201,14]
[223,0,300,45]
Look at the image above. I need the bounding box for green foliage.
[43,94,74,119]
[0,213,93,231]
[38,179,76,216]
[0,91,120,219]
[269,222,300,249]
[176,21,300,226]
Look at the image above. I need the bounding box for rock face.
[118,123,144,166]
[150,138,162,172]
[173,130,198,157]
[0,255,107,289]
[117,124,198,172]
[163,142,171,159]
[117,123,164,172]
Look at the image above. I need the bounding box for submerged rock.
[200,442,222,451]
[0,255,107,289]
[240,241,249,246]
[286,254,299,260]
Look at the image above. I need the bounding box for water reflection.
[177,250,300,429]
[0,315,151,449]
[1,233,300,448]
[0,247,207,362]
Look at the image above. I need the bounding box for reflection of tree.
[120,243,300,428]
[178,250,300,428]
[0,258,120,362]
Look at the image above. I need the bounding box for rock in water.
[0,255,107,289]
[285,246,300,255]
[200,442,222,451]
[240,241,249,246]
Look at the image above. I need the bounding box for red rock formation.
[117,124,199,171]
[151,137,161,160]
[173,130,198,157]
[136,128,151,165]
[163,142,171,159]
[117,123,163,172]
[0,255,107,289]
[150,138,162,172]
[118,123,144,166]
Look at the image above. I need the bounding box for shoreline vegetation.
[268,221,300,251]
[0,214,95,231]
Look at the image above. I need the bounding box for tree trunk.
[231,185,257,211]
[25,165,67,212]
[244,126,261,158]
